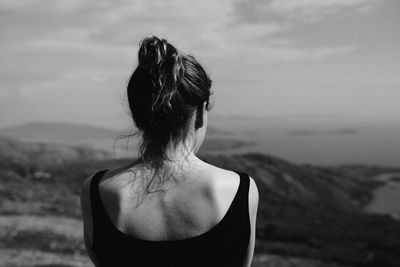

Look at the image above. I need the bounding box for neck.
[135,142,202,191]
[163,140,200,168]
[137,138,201,172]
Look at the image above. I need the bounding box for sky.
[0,0,399,129]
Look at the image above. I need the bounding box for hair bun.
[138,35,178,72]
[137,36,183,112]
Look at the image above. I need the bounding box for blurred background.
[0,0,399,266]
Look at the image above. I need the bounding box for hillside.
[0,122,252,156]
[0,138,400,266]
[0,122,120,141]
[205,154,400,266]
[0,122,230,141]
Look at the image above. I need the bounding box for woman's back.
[82,160,257,266]
[97,162,242,242]
[80,35,259,266]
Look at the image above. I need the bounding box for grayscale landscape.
[1,0,399,266]
[1,121,399,267]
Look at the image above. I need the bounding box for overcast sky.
[0,0,399,129]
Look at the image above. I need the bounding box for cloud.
[0,0,362,74]
[0,0,374,127]
[234,0,380,24]
[0,0,364,108]
[270,0,379,19]
[254,45,357,63]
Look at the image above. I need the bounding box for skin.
[80,103,259,266]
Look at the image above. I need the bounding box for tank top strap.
[225,170,251,244]
[232,170,250,214]
[89,169,109,227]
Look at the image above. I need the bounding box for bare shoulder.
[80,169,122,215]
[202,161,258,187]
[203,164,259,210]
[200,163,240,188]
[200,162,258,204]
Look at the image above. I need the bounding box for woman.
[80,36,259,267]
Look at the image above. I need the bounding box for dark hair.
[127,35,212,170]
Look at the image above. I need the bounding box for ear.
[194,102,207,130]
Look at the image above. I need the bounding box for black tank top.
[90,169,251,267]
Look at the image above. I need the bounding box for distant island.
[288,128,359,136]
